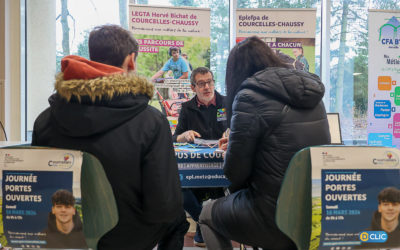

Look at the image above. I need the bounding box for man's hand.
[218,128,230,158]
[218,128,230,150]
[177,130,201,143]
[218,137,228,151]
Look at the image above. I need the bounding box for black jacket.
[173,91,227,141]
[32,72,183,249]
[360,211,400,249]
[211,67,330,249]
[43,212,87,248]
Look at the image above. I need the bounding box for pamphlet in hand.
[215,148,225,154]
[193,138,219,147]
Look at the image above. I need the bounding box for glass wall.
[235,0,400,144]
[328,0,400,144]
[26,0,123,140]
[26,0,229,139]
[24,0,400,143]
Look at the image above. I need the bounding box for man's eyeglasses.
[195,79,214,88]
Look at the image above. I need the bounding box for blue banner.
[175,144,230,187]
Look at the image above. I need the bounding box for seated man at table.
[173,67,226,143]
[173,66,227,247]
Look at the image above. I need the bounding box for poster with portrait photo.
[0,149,85,249]
[310,147,400,250]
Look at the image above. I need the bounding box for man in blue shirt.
[151,47,190,81]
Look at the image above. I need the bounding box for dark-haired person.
[199,36,330,249]
[32,24,188,250]
[292,47,309,72]
[360,187,400,249]
[173,67,227,143]
[43,190,87,249]
[173,67,227,247]
[151,47,190,81]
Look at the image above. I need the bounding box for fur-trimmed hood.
[47,56,155,137]
[56,55,154,101]
[55,72,154,102]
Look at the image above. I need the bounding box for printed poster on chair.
[310,146,400,250]
[0,148,87,249]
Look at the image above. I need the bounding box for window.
[25,0,229,140]
[22,0,400,144]
[329,0,400,144]
[27,0,122,140]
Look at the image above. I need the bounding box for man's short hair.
[190,67,214,86]
[378,187,400,203]
[89,24,139,67]
[51,189,75,206]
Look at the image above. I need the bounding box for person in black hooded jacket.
[198,36,331,249]
[42,190,87,249]
[32,25,189,250]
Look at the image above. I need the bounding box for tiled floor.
[183,218,244,249]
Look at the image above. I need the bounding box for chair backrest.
[0,146,118,250]
[276,147,312,250]
[81,152,118,250]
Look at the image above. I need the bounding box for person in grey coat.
[199,36,331,249]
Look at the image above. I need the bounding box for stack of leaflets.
[193,138,219,147]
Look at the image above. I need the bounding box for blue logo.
[359,231,388,243]
[378,16,400,49]
[179,174,183,181]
